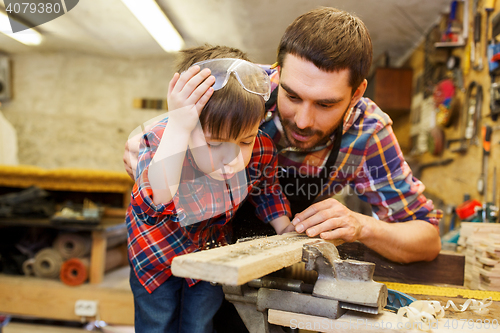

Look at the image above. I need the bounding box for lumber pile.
[458,222,500,291]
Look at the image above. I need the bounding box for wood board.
[337,242,465,286]
[0,268,133,325]
[268,307,500,333]
[171,232,342,285]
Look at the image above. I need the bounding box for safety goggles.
[190,58,271,101]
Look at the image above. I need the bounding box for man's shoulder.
[353,97,393,131]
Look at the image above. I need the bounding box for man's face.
[277,54,366,150]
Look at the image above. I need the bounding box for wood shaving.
[444,297,492,315]
[397,298,492,331]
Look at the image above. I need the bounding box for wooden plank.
[0,272,133,325]
[90,230,107,284]
[0,165,133,194]
[268,306,500,333]
[171,233,342,285]
[4,323,90,333]
[337,242,465,286]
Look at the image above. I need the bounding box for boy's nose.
[222,144,240,165]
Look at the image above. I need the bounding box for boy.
[126,45,294,333]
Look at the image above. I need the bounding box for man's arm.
[291,105,441,264]
[291,198,441,263]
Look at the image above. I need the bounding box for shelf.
[0,267,133,325]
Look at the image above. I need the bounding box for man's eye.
[287,94,300,101]
[241,141,253,146]
[318,103,333,108]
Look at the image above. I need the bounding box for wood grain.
[268,306,500,333]
[337,242,465,286]
[171,233,342,285]
[0,272,133,325]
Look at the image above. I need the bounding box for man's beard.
[278,106,349,150]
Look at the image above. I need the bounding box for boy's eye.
[241,141,253,146]
[207,142,223,148]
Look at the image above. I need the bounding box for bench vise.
[223,240,388,333]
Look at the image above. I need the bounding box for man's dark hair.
[176,45,264,140]
[277,7,372,93]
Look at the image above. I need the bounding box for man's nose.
[294,103,314,129]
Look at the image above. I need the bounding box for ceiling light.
[120,0,184,52]
[0,11,42,45]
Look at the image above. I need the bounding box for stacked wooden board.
[458,222,500,291]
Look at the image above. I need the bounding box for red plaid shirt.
[126,118,290,293]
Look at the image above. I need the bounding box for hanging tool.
[478,125,499,222]
[447,82,483,152]
[484,0,495,57]
[478,125,492,196]
[488,7,500,121]
[471,0,484,71]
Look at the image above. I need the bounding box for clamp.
[224,240,389,333]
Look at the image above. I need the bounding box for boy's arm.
[269,215,295,234]
[147,67,215,205]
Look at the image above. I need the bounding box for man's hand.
[291,198,363,242]
[291,198,441,263]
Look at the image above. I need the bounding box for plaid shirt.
[265,69,441,225]
[127,118,290,293]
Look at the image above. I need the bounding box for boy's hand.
[269,216,294,235]
[167,66,215,132]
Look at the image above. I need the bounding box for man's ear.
[349,79,367,109]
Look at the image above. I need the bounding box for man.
[124,7,441,264]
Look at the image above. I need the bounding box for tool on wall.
[447,81,483,152]
[487,8,500,121]
[484,0,495,57]
[477,124,492,196]
[471,0,484,71]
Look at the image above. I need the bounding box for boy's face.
[188,121,261,181]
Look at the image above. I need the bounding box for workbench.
[172,233,500,333]
[269,294,500,333]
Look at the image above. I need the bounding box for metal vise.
[303,241,387,314]
[223,240,388,333]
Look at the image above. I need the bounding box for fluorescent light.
[121,0,184,52]
[0,11,42,45]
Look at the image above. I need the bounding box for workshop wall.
[403,0,500,220]
[0,51,176,170]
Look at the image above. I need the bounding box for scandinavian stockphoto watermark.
[3,0,79,33]
[289,318,500,331]
[126,115,374,227]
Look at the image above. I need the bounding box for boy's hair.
[277,7,372,94]
[177,45,265,140]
